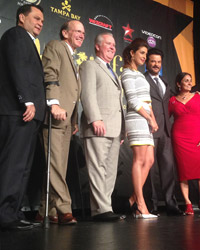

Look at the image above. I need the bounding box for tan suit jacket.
[42,40,81,127]
[39,40,81,215]
[80,58,125,138]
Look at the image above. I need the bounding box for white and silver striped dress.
[121,68,154,146]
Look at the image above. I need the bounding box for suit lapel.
[145,72,159,92]
[61,41,78,79]
[159,76,170,100]
[95,58,120,87]
[22,28,43,70]
[145,72,166,99]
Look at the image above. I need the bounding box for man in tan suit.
[36,20,85,225]
[80,32,125,221]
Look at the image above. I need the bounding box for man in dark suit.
[0,4,45,230]
[144,48,184,216]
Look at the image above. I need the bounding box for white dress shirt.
[149,73,166,95]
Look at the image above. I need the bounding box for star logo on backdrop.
[122,24,134,38]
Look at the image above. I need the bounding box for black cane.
[43,106,52,229]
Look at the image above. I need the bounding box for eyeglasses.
[71,29,85,36]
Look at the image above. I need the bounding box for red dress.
[168,94,200,181]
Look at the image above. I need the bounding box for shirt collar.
[96,56,107,66]
[65,42,74,55]
[148,72,160,80]
[27,32,35,42]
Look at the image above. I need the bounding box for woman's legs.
[130,145,154,214]
[180,180,191,204]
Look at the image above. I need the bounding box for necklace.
[178,93,191,100]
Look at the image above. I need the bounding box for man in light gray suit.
[80,32,125,221]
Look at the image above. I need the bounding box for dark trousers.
[150,132,178,210]
[0,115,41,226]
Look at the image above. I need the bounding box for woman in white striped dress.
[121,38,158,219]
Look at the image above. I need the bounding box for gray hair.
[94,32,114,53]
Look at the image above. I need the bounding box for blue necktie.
[106,63,117,81]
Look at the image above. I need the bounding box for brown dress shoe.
[35,213,58,224]
[58,213,77,225]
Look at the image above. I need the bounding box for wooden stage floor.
[1,209,200,250]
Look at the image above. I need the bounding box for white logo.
[141,30,162,40]
[17,0,41,5]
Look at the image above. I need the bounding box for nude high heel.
[132,203,158,219]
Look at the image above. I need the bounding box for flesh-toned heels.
[132,203,158,219]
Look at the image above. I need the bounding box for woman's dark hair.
[122,38,148,67]
[16,4,43,25]
[175,72,192,93]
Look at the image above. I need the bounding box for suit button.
[119,110,121,112]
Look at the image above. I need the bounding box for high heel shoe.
[132,203,158,219]
[185,204,194,215]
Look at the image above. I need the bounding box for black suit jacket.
[144,71,172,138]
[0,26,45,121]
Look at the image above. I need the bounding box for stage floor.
[1,210,200,250]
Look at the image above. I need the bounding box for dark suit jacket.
[0,26,45,121]
[144,71,172,138]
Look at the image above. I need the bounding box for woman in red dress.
[168,72,200,215]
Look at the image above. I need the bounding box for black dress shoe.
[166,207,185,216]
[93,212,121,222]
[20,220,42,228]
[119,214,126,220]
[151,209,161,217]
[2,220,34,231]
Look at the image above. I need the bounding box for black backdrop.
[0,0,199,212]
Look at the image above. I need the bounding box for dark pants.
[0,115,41,226]
[150,132,178,210]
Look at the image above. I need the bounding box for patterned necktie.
[106,63,117,81]
[72,54,78,71]
[72,54,79,79]
[154,77,163,98]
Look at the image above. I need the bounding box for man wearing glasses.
[36,20,85,225]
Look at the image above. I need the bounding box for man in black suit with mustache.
[144,48,184,216]
[0,4,45,230]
